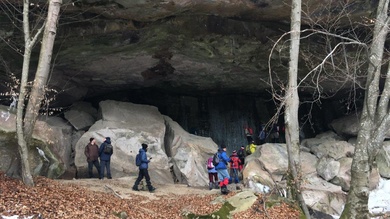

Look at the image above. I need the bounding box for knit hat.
[221,145,226,149]
[106,137,111,141]
[232,150,237,155]
[142,143,148,149]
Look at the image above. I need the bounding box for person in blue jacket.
[132,143,156,192]
[99,137,113,179]
[215,145,231,194]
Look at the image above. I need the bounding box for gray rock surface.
[377,141,390,178]
[316,156,340,181]
[64,110,95,130]
[74,100,217,186]
[310,140,354,160]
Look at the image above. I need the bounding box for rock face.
[74,100,217,186]
[0,106,71,179]
[377,141,390,178]
[0,1,375,108]
[164,116,218,186]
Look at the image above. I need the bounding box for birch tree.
[284,0,310,218]
[16,0,62,186]
[340,0,390,218]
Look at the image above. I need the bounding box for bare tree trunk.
[24,0,62,141]
[285,0,310,218]
[340,0,390,218]
[16,0,38,187]
[15,0,62,186]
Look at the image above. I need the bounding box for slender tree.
[16,0,62,186]
[341,0,390,218]
[284,0,310,218]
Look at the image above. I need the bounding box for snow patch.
[368,178,390,215]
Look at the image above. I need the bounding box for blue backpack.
[135,153,141,166]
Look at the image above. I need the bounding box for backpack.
[103,143,113,154]
[245,144,252,155]
[212,152,220,167]
[135,153,141,166]
[207,157,214,169]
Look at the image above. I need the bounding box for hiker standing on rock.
[132,143,156,192]
[215,145,231,195]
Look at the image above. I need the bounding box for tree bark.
[340,0,390,218]
[285,0,310,218]
[16,0,62,186]
[24,0,62,141]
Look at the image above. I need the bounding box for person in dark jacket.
[215,145,231,194]
[99,137,113,179]
[84,137,100,178]
[237,146,245,171]
[132,143,156,192]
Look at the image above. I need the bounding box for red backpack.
[207,157,214,169]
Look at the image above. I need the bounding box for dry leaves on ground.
[0,172,300,218]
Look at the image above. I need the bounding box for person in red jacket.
[244,126,254,144]
[229,150,241,190]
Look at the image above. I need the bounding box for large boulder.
[164,116,217,186]
[377,141,390,178]
[63,101,98,131]
[64,110,95,131]
[302,173,347,216]
[329,113,361,137]
[0,105,72,178]
[301,151,318,175]
[243,159,275,190]
[330,157,352,192]
[75,100,172,183]
[74,100,217,186]
[258,143,288,175]
[316,156,340,181]
[310,140,354,160]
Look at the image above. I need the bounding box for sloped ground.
[0,172,300,218]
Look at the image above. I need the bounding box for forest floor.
[0,172,300,219]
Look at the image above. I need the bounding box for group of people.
[206,144,250,195]
[245,123,285,144]
[84,137,156,192]
[84,137,113,180]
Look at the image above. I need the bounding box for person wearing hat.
[237,146,245,171]
[99,137,113,179]
[229,150,241,190]
[215,145,231,194]
[132,143,156,192]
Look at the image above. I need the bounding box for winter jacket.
[84,143,99,162]
[138,148,150,170]
[215,151,230,170]
[230,155,241,169]
[99,139,113,161]
[249,143,257,154]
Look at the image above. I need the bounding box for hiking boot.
[108,177,112,179]
[149,187,156,192]
[132,187,140,191]
[236,185,240,190]
[221,186,230,195]
[209,182,213,190]
[214,182,220,189]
